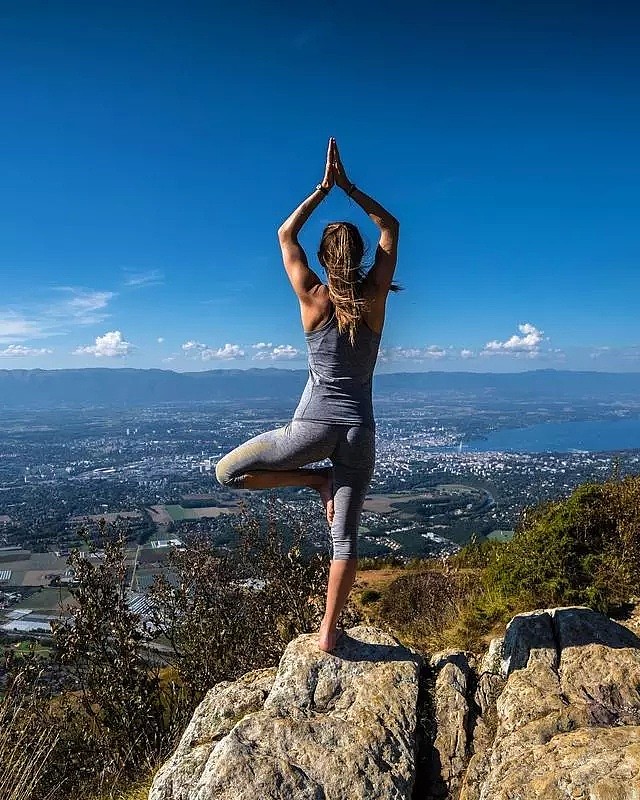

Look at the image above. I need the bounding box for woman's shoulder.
[301,286,333,333]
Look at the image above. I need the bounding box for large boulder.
[150,626,422,800]
[460,606,640,800]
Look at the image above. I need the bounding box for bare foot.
[317,621,342,653]
[317,469,334,526]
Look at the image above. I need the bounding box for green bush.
[376,476,640,651]
[483,477,640,612]
[359,589,382,605]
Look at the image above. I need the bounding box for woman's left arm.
[277,139,333,301]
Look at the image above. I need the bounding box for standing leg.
[318,426,375,653]
[318,558,358,652]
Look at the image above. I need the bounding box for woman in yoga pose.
[216,138,399,652]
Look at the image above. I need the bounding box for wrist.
[317,182,331,195]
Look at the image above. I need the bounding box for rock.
[460,606,640,800]
[150,667,277,800]
[479,636,504,676]
[428,651,474,797]
[501,608,559,674]
[150,626,421,800]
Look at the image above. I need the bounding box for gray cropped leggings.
[215,420,375,560]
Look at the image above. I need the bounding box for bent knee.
[215,456,236,488]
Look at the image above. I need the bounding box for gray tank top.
[293,310,381,429]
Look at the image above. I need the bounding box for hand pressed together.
[320,137,352,193]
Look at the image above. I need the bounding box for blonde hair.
[318,222,368,345]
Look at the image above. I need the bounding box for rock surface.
[150,626,421,800]
[459,606,640,800]
[151,608,640,800]
[428,651,475,797]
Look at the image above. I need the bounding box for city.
[2,391,639,641]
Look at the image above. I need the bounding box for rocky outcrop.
[150,626,422,800]
[151,608,640,800]
[458,607,640,800]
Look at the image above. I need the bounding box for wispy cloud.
[0,344,53,358]
[73,330,134,358]
[252,342,301,361]
[1,287,116,345]
[590,345,640,362]
[182,341,246,361]
[0,313,43,343]
[123,269,164,288]
[63,289,114,324]
[380,345,448,362]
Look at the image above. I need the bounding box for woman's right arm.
[332,140,400,293]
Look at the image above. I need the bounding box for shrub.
[484,477,640,612]
[378,566,482,650]
[359,589,382,605]
[0,502,337,799]
[149,505,330,698]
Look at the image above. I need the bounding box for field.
[363,485,490,516]
[14,586,73,612]
[70,511,142,524]
[162,504,238,522]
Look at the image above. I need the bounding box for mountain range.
[1,368,640,408]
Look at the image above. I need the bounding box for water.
[466,417,640,454]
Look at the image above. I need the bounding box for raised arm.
[332,140,400,295]
[277,139,333,302]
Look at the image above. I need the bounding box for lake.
[466,417,640,454]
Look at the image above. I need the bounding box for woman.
[216,138,399,652]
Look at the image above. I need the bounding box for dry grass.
[0,683,61,800]
[88,775,155,800]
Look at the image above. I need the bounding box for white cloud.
[379,345,447,362]
[157,337,165,344]
[460,349,474,359]
[182,340,206,354]
[0,313,43,343]
[252,343,300,360]
[481,323,545,358]
[56,288,115,325]
[1,288,115,345]
[0,344,53,358]
[182,341,245,361]
[73,330,134,358]
[123,270,164,288]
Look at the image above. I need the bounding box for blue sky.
[1,1,639,372]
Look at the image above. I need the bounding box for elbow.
[382,218,399,240]
[277,224,293,243]
[388,217,400,235]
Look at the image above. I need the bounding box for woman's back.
[293,311,381,428]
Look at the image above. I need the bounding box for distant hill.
[1,367,640,409]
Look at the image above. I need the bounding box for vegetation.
[3,475,640,797]
[374,476,640,651]
[0,506,343,800]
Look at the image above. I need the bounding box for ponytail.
[319,222,400,345]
